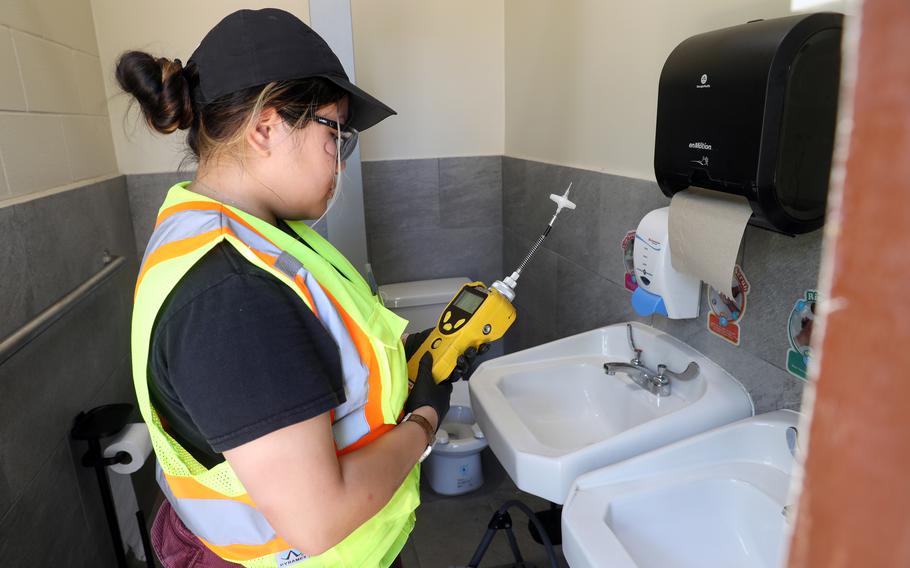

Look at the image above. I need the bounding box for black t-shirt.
[148,223,346,468]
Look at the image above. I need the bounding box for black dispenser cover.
[654,13,843,234]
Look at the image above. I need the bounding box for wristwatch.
[400,412,435,463]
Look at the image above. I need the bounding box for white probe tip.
[549,183,576,211]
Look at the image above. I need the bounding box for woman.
[120,9,454,567]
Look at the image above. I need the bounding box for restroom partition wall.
[0,176,149,565]
[788,0,910,566]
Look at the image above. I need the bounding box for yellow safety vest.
[131,183,420,567]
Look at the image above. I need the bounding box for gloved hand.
[404,352,452,429]
[448,343,490,382]
[403,327,490,383]
[403,328,433,360]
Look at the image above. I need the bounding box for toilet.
[379,277,489,495]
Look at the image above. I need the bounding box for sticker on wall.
[706,265,750,345]
[786,289,818,380]
[621,230,638,292]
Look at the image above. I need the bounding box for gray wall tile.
[364,157,507,286]
[512,160,573,242]
[438,155,501,229]
[0,462,11,519]
[0,176,139,561]
[88,176,139,263]
[555,255,649,339]
[502,156,528,236]
[504,229,558,324]
[547,166,605,271]
[369,226,502,286]
[362,158,439,236]
[683,328,805,413]
[15,176,137,314]
[740,227,824,368]
[506,310,558,354]
[0,264,132,499]
[0,438,98,566]
[126,171,194,256]
[0,205,35,340]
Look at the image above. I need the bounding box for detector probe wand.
[491,182,576,301]
[407,182,577,383]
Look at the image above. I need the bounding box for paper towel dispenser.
[654,12,843,234]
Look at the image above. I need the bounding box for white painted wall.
[90,1,828,177]
[92,0,506,172]
[503,0,794,180]
[351,0,505,161]
[90,0,312,175]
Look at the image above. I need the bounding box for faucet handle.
[656,361,699,381]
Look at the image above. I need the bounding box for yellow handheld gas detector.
[406,282,516,383]
[405,183,576,384]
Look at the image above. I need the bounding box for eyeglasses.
[313,116,359,161]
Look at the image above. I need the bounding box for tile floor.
[403,448,570,568]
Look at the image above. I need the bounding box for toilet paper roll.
[103,423,152,475]
[668,187,752,297]
[109,470,145,561]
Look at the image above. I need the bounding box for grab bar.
[0,253,127,366]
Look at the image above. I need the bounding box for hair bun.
[116,51,195,134]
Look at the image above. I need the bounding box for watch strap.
[401,412,435,447]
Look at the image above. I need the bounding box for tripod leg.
[467,509,516,567]
[504,527,525,564]
[467,526,498,568]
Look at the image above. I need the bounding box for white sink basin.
[470,322,754,503]
[562,410,800,568]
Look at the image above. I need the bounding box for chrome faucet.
[603,324,700,397]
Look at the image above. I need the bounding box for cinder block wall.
[0,0,117,203]
[0,3,145,563]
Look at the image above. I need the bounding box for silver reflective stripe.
[140,212,222,273]
[297,270,370,434]
[144,207,376,451]
[157,464,277,546]
[332,409,371,450]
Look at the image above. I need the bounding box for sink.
[562,410,800,568]
[469,322,754,503]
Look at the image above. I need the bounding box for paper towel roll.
[668,187,752,297]
[103,422,152,475]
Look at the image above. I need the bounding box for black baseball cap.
[187,8,395,131]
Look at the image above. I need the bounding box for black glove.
[403,327,490,382]
[404,352,452,428]
[448,343,490,382]
[403,328,433,360]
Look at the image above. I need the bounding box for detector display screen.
[453,289,485,314]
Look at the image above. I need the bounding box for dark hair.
[115,51,347,161]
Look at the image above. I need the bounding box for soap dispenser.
[631,207,700,319]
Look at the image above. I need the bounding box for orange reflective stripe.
[337,423,396,456]
[156,201,220,227]
[163,472,257,508]
[156,201,273,247]
[321,288,385,430]
[135,228,227,297]
[197,535,293,562]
